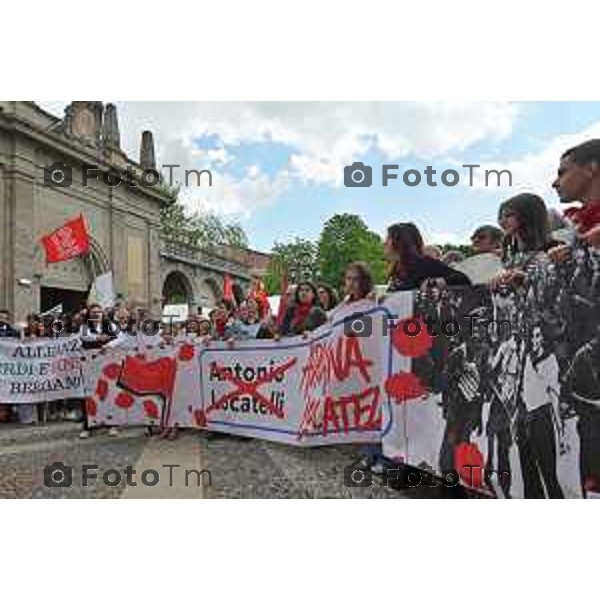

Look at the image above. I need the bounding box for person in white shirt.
[516,325,564,498]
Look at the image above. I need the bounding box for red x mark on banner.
[206,357,297,419]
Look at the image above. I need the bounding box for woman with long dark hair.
[385,222,471,291]
[317,283,339,312]
[499,193,555,263]
[493,193,557,287]
[280,281,327,336]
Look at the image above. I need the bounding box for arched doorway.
[162,271,194,308]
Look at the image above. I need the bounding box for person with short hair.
[471,225,503,255]
[227,299,263,340]
[552,139,600,250]
[423,245,442,260]
[441,250,465,266]
[455,226,504,284]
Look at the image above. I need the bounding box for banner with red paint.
[83,345,177,428]
[81,305,393,445]
[381,282,595,500]
[196,300,393,445]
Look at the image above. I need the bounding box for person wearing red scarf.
[279,281,326,337]
[552,139,600,250]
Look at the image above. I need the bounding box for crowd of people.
[1,138,600,494]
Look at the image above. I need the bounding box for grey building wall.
[0,101,252,322]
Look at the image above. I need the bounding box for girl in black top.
[385,222,471,292]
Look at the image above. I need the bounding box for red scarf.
[564,200,600,234]
[291,303,312,331]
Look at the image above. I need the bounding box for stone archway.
[162,270,195,308]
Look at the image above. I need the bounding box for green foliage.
[439,243,474,258]
[263,238,318,295]
[318,213,387,291]
[160,195,248,249]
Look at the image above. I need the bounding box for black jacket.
[387,256,471,292]
[280,304,327,336]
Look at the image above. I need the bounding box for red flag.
[118,355,177,400]
[41,214,90,264]
[223,273,233,301]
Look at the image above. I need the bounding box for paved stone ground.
[0,423,479,499]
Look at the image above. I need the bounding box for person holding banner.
[279,282,327,337]
[335,262,388,474]
[385,222,471,292]
[226,300,263,340]
[80,303,114,439]
[317,283,339,313]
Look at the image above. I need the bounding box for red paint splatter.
[384,371,428,403]
[115,392,135,409]
[86,397,97,417]
[178,343,195,361]
[193,409,207,428]
[454,442,485,489]
[391,317,434,358]
[143,400,160,420]
[96,379,108,401]
[102,363,121,380]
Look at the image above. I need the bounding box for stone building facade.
[0,101,251,322]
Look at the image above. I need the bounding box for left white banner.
[0,336,85,403]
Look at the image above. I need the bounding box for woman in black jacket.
[280,281,327,337]
[357,223,471,481]
[385,222,471,291]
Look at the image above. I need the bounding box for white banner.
[83,300,394,446]
[0,336,84,403]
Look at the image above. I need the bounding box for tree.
[439,243,474,259]
[263,238,318,295]
[318,213,387,291]
[160,193,248,249]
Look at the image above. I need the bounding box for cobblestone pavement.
[0,423,477,498]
